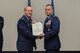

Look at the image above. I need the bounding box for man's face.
[24,6,32,17]
[45,6,53,16]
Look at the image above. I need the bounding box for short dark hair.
[24,6,32,11]
[46,4,52,7]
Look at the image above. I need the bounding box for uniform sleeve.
[17,19,35,40]
[0,16,4,30]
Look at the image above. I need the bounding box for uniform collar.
[47,14,52,19]
[24,14,32,21]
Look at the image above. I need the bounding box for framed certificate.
[32,22,43,36]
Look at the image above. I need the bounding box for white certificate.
[32,22,43,36]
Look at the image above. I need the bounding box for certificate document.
[32,22,43,36]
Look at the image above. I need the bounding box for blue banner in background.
[51,0,55,15]
[28,0,31,6]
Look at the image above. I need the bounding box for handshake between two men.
[32,20,45,39]
[36,33,44,39]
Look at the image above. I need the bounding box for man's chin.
[46,13,50,16]
[47,14,50,16]
[26,15,31,17]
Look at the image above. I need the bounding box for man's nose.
[29,11,32,13]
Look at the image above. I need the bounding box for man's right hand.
[32,20,36,24]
